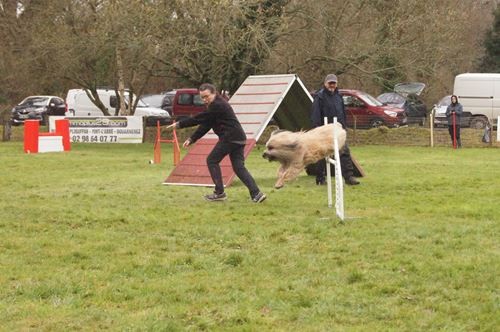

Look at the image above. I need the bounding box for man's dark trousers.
[316,144,355,181]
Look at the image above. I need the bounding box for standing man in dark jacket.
[167,83,266,203]
[311,74,360,186]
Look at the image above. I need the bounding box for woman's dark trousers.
[207,141,260,196]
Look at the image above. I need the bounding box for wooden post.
[430,108,434,147]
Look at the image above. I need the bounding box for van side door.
[455,75,494,126]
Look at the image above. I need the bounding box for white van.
[66,88,171,125]
[453,73,500,129]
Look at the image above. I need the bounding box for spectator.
[445,95,463,148]
[311,74,360,186]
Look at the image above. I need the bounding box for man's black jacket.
[311,88,347,128]
[177,95,246,144]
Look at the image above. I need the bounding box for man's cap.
[324,74,338,83]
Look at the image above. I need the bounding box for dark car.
[11,96,66,125]
[141,89,206,119]
[378,83,427,126]
[340,89,407,128]
[141,92,175,114]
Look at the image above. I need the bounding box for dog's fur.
[262,123,346,189]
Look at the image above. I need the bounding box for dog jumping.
[262,123,346,189]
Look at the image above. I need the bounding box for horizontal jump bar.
[241,83,288,86]
[233,92,282,95]
[235,112,269,115]
[230,102,275,105]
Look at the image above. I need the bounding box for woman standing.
[445,95,463,148]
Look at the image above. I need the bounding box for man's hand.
[183,138,192,148]
[166,122,176,129]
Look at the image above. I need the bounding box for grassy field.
[0,142,498,331]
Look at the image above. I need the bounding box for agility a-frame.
[163,74,313,187]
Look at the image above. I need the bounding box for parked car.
[141,89,207,120]
[378,82,427,126]
[433,94,475,128]
[141,92,174,113]
[10,95,66,126]
[66,88,170,126]
[432,95,451,127]
[340,89,407,128]
[167,89,206,119]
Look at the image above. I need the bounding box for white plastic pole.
[332,117,344,220]
[430,107,434,147]
[324,117,333,208]
[324,117,345,220]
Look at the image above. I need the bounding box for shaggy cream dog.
[262,123,346,189]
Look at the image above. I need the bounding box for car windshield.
[394,82,426,96]
[20,97,49,107]
[141,95,163,108]
[378,93,405,106]
[438,95,452,107]
[135,98,148,107]
[358,92,383,106]
[164,95,174,105]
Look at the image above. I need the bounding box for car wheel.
[470,117,488,130]
[370,118,385,128]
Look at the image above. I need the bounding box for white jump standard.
[325,117,344,221]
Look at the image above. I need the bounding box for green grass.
[0,142,499,331]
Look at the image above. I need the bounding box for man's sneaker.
[252,192,267,203]
[345,176,360,186]
[204,192,227,202]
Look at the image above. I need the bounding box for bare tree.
[266,0,495,103]
[479,4,500,72]
[0,0,496,110]
[155,0,291,94]
[0,0,31,102]
[3,0,163,115]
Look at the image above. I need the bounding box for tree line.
[0,0,498,114]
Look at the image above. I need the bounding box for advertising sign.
[49,116,144,143]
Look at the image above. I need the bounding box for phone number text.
[71,135,118,143]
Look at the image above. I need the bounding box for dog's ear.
[283,141,299,150]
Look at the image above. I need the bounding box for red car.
[340,89,407,128]
[141,89,206,120]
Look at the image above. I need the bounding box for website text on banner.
[49,116,144,143]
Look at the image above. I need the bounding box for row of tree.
[0,0,499,114]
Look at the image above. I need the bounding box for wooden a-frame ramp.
[163,74,313,187]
